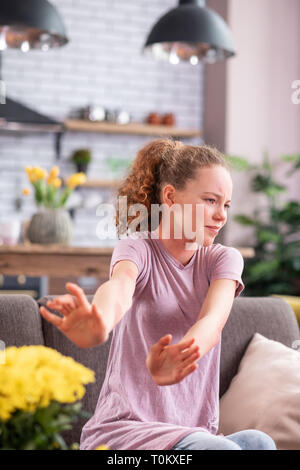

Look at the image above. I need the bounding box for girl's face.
[160,166,232,247]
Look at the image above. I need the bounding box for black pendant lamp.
[0,0,68,52]
[143,0,235,65]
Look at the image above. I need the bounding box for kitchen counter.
[0,243,255,278]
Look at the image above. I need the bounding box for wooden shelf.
[62,178,122,188]
[64,119,202,138]
[81,179,122,189]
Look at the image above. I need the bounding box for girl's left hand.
[146,334,200,386]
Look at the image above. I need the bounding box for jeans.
[171,429,277,450]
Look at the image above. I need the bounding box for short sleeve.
[109,236,148,286]
[207,245,245,297]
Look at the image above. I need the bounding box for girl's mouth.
[206,226,220,234]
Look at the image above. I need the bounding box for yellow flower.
[22,188,30,196]
[94,445,110,450]
[0,345,95,421]
[48,166,60,180]
[48,177,62,188]
[25,166,48,183]
[67,172,86,189]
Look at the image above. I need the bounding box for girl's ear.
[162,184,176,207]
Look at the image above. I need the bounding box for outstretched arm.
[178,279,237,355]
[40,260,138,349]
[146,279,236,386]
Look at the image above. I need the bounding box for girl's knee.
[174,432,241,450]
[235,429,277,450]
[208,436,242,450]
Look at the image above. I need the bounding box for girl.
[40,139,276,451]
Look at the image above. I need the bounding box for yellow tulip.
[25,166,48,183]
[48,166,60,180]
[34,167,48,181]
[67,172,86,189]
[22,188,30,196]
[25,166,36,182]
[48,177,62,188]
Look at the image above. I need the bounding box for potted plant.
[71,149,92,174]
[23,165,86,245]
[225,153,300,297]
[0,344,95,450]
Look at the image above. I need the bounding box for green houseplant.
[225,153,300,297]
[71,149,92,174]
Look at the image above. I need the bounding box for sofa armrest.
[0,294,44,347]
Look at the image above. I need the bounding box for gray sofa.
[0,294,299,448]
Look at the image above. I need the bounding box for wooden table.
[0,243,255,278]
[0,244,113,278]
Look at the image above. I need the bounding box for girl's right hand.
[39,282,109,349]
[146,334,200,386]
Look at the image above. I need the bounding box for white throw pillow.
[218,332,300,450]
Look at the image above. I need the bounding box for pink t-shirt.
[80,230,244,450]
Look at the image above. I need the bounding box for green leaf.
[33,180,46,205]
[257,229,282,244]
[53,433,68,450]
[265,184,287,197]
[262,150,272,173]
[224,155,256,172]
[0,401,87,450]
[281,154,300,167]
[247,259,280,281]
[58,187,72,208]
[251,174,286,195]
[277,201,300,225]
[45,184,57,209]
[281,154,300,176]
[233,214,259,226]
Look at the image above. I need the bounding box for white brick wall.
[0,0,204,246]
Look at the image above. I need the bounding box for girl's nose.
[214,206,227,221]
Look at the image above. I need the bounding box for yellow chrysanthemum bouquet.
[24,165,86,209]
[0,345,95,450]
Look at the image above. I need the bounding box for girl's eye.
[204,199,231,210]
[205,198,216,204]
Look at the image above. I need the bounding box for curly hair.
[114,138,230,238]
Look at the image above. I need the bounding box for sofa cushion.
[0,295,44,347]
[220,296,300,397]
[218,332,300,450]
